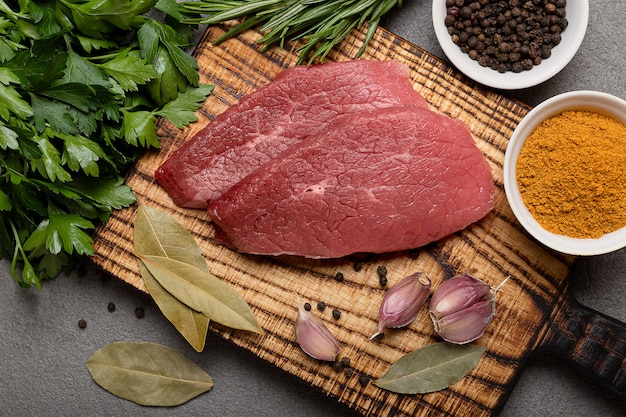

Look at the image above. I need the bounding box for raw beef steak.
[208,105,494,258]
[155,60,428,208]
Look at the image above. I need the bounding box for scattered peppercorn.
[304,302,312,311]
[332,309,342,320]
[343,368,354,378]
[316,301,326,312]
[377,265,388,286]
[135,307,145,319]
[78,319,87,329]
[379,275,388,287]
[445,0,568,73]
[334,271,345,282]
[107,302,116,312]
[358,374,370,386]
[353,261,363,272]
[340,356,351,367]
[332,360,343,372]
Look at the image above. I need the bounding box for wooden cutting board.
[91,24,625,416]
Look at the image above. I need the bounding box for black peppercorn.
[332,360,343,372]
[135,307,145,318]
[304,302,312,311]
[340,356,351,367]
[379,275,388,287]
[511,61,524,73]
[519,44,530,56]
[459,6,472,20]
[78,319,87,329]
[376,264,388,286]
[358,374,370,387]
[332,309,341,320]
[107,302,116,312]
[316,301,326,311]
[334,271,344,282]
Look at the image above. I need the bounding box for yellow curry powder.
[516,110,626,239]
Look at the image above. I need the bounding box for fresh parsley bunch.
[0,0,213,288]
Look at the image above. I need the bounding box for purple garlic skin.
[429,273,497,344]
[370,272,431,339]
[295,297,340,361]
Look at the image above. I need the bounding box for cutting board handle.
[544,295,626,401]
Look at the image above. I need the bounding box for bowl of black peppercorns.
[433,0,589,90]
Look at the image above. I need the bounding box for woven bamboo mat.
[91,24,576,416]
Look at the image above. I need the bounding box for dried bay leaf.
[138,254,264,335]
[139,261,210,352]
[374,342,487,394]
[134,204,210,351]
[134,204,207,268]
[86,342,213,406]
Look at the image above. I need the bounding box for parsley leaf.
[59,131,111,176]
[0,123,19,150]
[31,132,73,182]
[0,189,11,211]
[96,48,158,92]
[39,83,104,113]
[120,109,159,148]
[139,18,199,105]
[0,72,33,120]
[68,177,136,211]
[23,212,95,256]
[30,94,77,134]
[157,84,214,129]
[57,0,155,39]
[63,49,112,87]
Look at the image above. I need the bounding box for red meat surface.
[208,105,494,258]
[155,60,428,208]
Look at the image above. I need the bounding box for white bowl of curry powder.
[504,90,626,256]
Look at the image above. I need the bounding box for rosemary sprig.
[180,0,403,64]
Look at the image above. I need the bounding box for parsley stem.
[8,219,40,289]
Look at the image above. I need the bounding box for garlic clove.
[295,296,340,361]
[370,272,431,339]
[429,273,492,318]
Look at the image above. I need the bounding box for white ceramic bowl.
[503,91,626,256]
[432,0,589,90]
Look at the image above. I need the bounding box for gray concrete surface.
[1,1,625,416]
